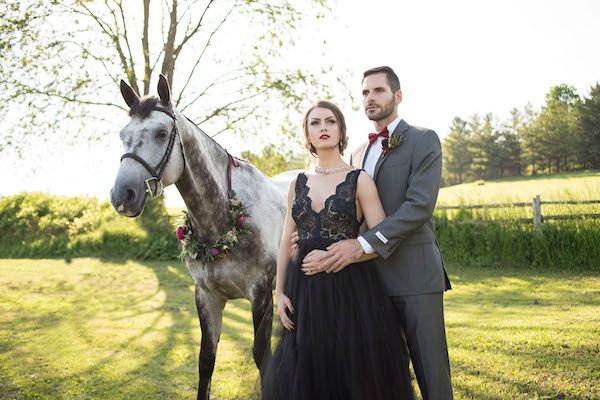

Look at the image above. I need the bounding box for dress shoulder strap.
[295,172,308,197]
[349,169,363,192]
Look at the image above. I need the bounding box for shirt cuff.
[357,236,375,254]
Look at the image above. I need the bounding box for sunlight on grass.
[0,259,598,399]
[439,170,600,205]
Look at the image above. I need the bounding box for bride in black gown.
[261,100,414,400]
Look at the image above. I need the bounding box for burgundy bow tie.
[368,127,389,144]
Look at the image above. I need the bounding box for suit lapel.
[373,119,409,181]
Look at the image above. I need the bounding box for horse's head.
[110,75,185,217]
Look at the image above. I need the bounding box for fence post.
[532,195,542,231]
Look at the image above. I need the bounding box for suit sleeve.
[361,130,442,259]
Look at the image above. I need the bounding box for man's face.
[362,73,401,122]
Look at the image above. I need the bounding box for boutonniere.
[381,133,404,156]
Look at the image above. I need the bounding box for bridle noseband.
[120,107,180,199]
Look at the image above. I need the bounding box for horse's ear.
[157,74,171,107]
[120,80,140,109]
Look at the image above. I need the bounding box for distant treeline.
[442,83,600,186]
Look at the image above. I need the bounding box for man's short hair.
[363,66,401,93]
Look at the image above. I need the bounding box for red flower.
[210,248,220,257]
[176,226,185,241]
[237,215,246,227]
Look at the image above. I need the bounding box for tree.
[496,108,522,177]
[469,113,499,180]
[576,83,600,169]
[442,117,473,185]
[535,85,580,173]
[0,0,340,153]
[518,103,542,175]
[241,144,306,177]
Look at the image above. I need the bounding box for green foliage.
[241,144,307,176]
[576,82,600,169]
[1,0,342,154]
[435,218,600,272]
[0,192,178,259]
[442,83,600,185]
[436,170,600,272]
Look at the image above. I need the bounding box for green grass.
[1,259,598,399]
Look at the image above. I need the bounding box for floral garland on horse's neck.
[176,189,249,263]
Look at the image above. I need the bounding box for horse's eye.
[155,130,168,140]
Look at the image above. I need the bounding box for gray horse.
[110,75,286,399]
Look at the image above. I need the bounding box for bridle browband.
[120,106,180,199]
[119,106,242,201]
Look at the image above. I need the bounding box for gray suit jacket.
[350,119,451,296]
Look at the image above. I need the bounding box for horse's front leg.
[195,284,226,400]
[250,278,274,376]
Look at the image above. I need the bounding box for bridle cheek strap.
[119,106,179,199]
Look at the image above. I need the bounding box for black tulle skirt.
[261,238,415,400]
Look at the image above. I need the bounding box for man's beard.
[365,97,395,121]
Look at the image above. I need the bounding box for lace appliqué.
[292,169,361,241]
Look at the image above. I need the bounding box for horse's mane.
[129,96,159,119]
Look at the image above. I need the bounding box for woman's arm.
[275,179,297,330]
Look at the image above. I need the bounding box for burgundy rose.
[176,226,185,241]
[210,248,220,257]
[237,215,246,227]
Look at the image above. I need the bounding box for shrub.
[0,193,178,260]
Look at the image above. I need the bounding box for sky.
[2,0,600,208]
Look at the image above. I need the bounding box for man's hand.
[301,239,365,274]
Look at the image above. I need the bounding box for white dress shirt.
[357,115,403,254]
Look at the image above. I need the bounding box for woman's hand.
[276,292,295,331]
[301,249,328,275]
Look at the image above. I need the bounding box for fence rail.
[437,196,600,229]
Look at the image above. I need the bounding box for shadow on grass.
[0,259,259,399]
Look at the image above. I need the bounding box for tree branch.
[210,107,257,138]
[9,80,126,110]
[161,0,178,88]
[114,0,139,93]
[179,68,246,112]
[175,2,238,106]
[172,0,216,58]
[142,0,151,94]
[195,88,269,125]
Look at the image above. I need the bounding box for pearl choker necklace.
[314,164,353,174]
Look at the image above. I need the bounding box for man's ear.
[395,89,403,105]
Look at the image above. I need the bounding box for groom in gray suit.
[303,66,453,399]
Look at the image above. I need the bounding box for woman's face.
[306,107,341,155]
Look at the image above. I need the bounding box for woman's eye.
[327,119,336,124]
[310,121,319,126]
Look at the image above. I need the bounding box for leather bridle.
[120,107,181,199]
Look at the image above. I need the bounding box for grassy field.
[436,170,600,221]
[438,170,600,205]
[1,258,598,399]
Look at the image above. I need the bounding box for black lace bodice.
[292,169,362,241]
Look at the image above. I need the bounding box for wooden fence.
[437,196,600,230]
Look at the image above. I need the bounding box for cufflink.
[375,231,388,244]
